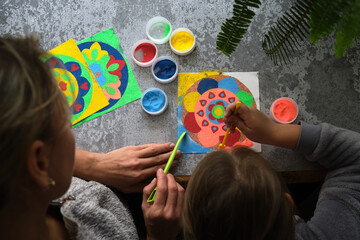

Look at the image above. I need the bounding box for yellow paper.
[48,39,109,125]
[178,71,220,99]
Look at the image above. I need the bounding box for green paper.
[74,28,142,126]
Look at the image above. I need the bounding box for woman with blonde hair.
[0,35,184,240]
[183,102,360,240]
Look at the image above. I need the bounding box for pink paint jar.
[270,97,299,124]
[131,40,158,67]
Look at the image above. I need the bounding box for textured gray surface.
[1,0,359,175]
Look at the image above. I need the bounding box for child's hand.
[142,169,184,240]
[224,102,301,149]
[224,102,278,144]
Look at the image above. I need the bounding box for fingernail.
[157,168,164,174]
[169,143,175,148]
[151,178,156,183]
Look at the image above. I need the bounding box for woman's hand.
[74,143,181,193]
[142,169,184,240]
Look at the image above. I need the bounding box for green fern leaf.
[216,0,261,56]
[335,0,360,57]
[309,0,350,43]
[262,0,316,65]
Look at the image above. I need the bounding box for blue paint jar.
[151,56,178,83]
[141,88,168,115]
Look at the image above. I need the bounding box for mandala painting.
[178,71,261,153]
[76,28,142,122]
[46,38,109,125]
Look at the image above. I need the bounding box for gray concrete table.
[1,0,359,179]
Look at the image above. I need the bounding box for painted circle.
[212,105,225,119]
[53,67,79,105]
[45,55,92,121]
[181,74,257,149]
[78,41,129,112]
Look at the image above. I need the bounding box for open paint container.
[151,56,178,84]
[270,97,299,124]
[146,16,172,44]
[169,28,196,55]
[141,88,168,115]
[131,40,158,67]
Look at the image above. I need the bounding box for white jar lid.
[146,16,172,44]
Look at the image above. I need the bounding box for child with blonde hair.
[183,102,360,240]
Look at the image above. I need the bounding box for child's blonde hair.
[0,35,69,208]
[183,147,295,240]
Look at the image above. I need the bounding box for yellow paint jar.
[169,28,196,55]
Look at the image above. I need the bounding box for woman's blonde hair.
[0,35,69,208]
[183,147,295,240]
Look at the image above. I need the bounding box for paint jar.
[151,56,178,84]
[131,40,158,67]
[146,16,172,44]
[169,28,196,56]
[270,97,299,124]
[141,88,168,115]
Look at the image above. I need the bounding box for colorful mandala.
[78,41,128,112]
[45,56,91,117]
[181,75,256,150]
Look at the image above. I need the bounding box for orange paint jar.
[270,97,298,124]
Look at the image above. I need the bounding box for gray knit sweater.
[295,122,360,239]
[60,177,139,240]
[59,122,360,239]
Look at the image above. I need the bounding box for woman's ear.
[26,140,51,190]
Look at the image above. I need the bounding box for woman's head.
[0,35,75,209]
[183,147,294,240]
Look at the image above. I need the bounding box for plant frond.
[262,0,316,65]
[309,0,350,43]
[216,0,261,56]
[334,0,360,57]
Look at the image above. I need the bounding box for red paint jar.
[131,40,158,67]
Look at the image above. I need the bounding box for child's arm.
[295,124,360,239]
[224,102,301,149]
[225,102,360,239]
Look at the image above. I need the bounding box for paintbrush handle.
[164,131,186,174]
[147,132,187,203]
[220,102,242,147]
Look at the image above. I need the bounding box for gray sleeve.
[295,121,321,156]
[295,123,360,239]
[60,177,139,240]
[296,122,360,169]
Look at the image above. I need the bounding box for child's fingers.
[234,118,248,133]
[224,102,237,119]
[237,103,251,120]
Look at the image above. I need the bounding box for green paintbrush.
[147,131,187,203]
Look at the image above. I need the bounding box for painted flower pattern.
[181,75,256,150]
[81,42,125,101]
[45,57,90,115]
